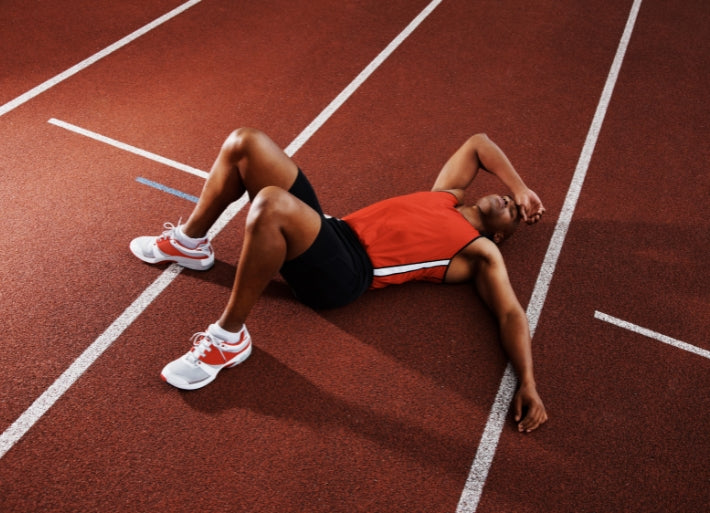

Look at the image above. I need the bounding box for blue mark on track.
[136,177,198,203]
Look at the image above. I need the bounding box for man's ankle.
[176,224,206,248]
[209,322,245,343]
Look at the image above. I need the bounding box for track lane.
[1,0,707,511]
[477,0,710,511]
[0,0,200,113]
[0,0,443,462]
[2,0,635,511]
[0,0,434,431]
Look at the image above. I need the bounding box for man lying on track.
[130,127,548,433]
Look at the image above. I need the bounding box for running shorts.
[279,170,373,309]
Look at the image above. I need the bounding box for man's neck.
[457,204,485,232]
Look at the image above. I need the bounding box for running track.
[1,1,708,512]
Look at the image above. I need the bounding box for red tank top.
[343,191,482,289]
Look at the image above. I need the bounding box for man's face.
[477,194,521,241]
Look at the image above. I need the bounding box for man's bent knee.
[222,127,258,160]
[246,186,292,225]
[247,186,321,259]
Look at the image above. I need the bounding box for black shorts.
[279,170,373,309]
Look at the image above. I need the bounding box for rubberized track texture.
[1,1,708,512]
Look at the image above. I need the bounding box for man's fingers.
[525,209,544,225]
[516,202,530,222]
[513,393,522,421]
[517,405,548,432]
[525,213,539,225]
[515,199,546,225]
[518,413,538,432]
[513,386,548,433]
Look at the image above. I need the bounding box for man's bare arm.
[432,134,545,224]
[471,243,548,432]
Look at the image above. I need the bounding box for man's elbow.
[463,133,493,161]
[467,133,491,147]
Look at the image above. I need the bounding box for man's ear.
[493,231,505,244]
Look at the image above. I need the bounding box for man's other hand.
[513,381,548,433]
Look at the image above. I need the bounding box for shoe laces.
[157,220,180,242]
[158,219,209,249]
[187,331,227,364]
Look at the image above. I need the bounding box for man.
[130,127,548,432]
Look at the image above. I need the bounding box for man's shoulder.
[446,237,504,283]
[459,236,504,265]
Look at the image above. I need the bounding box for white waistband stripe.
[373,259,450,277]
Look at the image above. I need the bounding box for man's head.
[476,194,521,244]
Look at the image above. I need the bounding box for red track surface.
[1,1,708,512]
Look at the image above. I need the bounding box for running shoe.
[161,325,252,390]
[130,222,214,270]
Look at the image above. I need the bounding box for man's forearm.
[499,309,536,385]
[475,135,529,197]
[501,309,548,432]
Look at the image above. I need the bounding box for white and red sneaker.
[130,222,214,270]
[161,324,252,390]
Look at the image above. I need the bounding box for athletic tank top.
[343,191,482,289]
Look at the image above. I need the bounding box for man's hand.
[513,381,548,433]
[513,188,545,225]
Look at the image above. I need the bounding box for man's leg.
[217,185,322,331]
[130,127,302,270]
[181,127,301,238]
[160,183,322,390]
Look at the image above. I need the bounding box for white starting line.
[48,118,209,179]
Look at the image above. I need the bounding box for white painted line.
[0,264,182,458]
[284,0,443,157]
[48,118,209,179]
[0,0,202,118]
[594,311,710,360]
[456,1,644,511]
[0,196,245,461]
[0,1,442,460]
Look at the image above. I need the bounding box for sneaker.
[130,222,214,271]
[161,325,252,390]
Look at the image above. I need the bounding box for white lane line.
[49,118,209,179]
[0,0,202,118]
[0,265,181,457]
[595,311,710,360]
[456,1,644,511]
[0,197,245,461]
[0,0,443,460]
[284,0,443,157]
